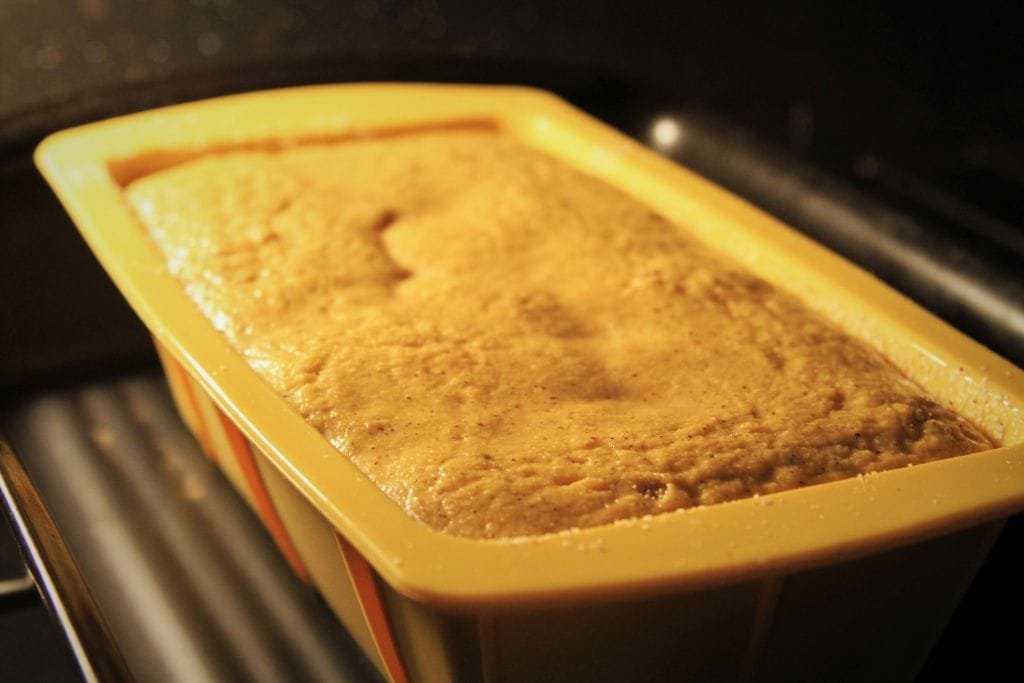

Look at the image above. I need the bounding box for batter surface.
[126,129,995,538]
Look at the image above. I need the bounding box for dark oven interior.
[1,3,1022,681]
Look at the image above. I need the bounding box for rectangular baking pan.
[35,83,1024,682]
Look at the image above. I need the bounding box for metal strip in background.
[0,438,131,682]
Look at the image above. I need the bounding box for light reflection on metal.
[649,116,687,153]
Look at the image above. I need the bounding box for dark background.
[1,1,1021,681]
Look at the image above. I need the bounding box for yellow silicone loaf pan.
[36,84,1024,682]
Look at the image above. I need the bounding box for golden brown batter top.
[126,129,995,539]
